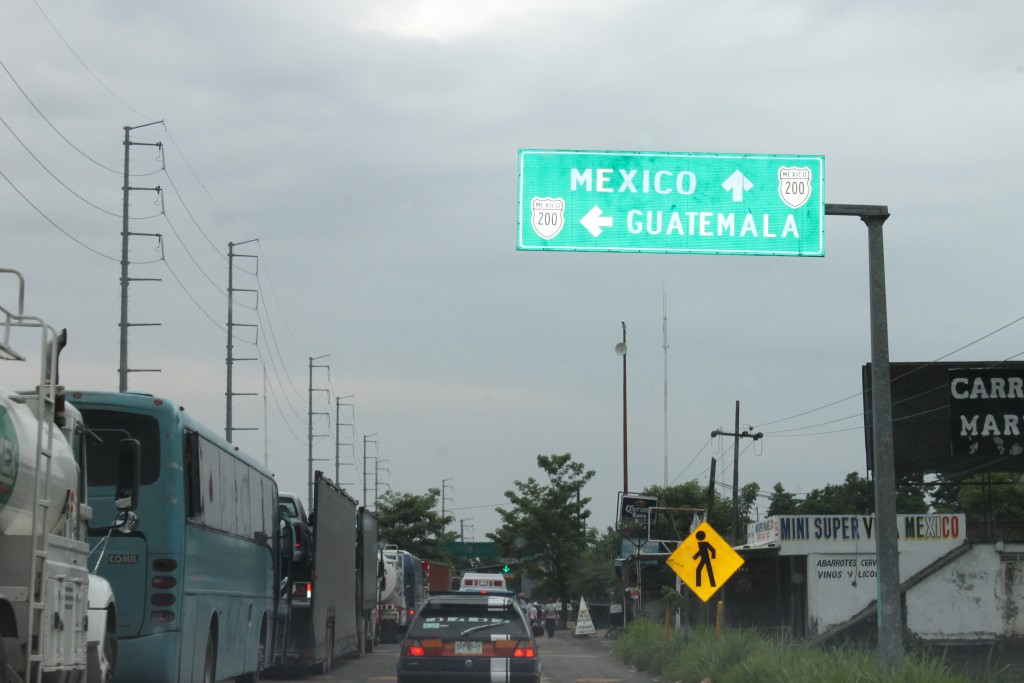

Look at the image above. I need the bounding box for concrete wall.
[804,546,969,635]
[805,553,879,635]
[907,542,1024,641]
[739,515,1024,641]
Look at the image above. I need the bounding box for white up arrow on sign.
[580,206,612,237]
[721,170,753,201]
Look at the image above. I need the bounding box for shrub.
[612,620,984,683]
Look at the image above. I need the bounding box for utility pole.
[375,459,389,502]
[441,478,453,527]
[119,121,164,392]
[307,355,330,509]
[705,458,717,526]
[711,401,763,544]
[362,433,378,508]
[262,368,268,468]
[614,321,629,493]
[335,395,354,484]
[662,285,669,488]
[225,239,259,442]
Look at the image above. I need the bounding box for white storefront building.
[743,513,1024,641]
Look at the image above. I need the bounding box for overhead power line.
[33,0,153,121]
[0,166,117,261]
[29,2,330,469]
[0,56,122,174]
[752,313,1024,434]
[0,112,133,217]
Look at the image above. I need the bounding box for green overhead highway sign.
[517,149,825,256]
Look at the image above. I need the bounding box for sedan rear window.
[409,600,529,639]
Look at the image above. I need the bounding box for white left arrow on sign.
[580,206,612,237]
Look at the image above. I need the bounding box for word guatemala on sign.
[624,210,801,239]
[517,149,825,257]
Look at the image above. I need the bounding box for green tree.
[792,471,929,515]
[570,527,618,601]
[798,472,875,514]
[488,454,596,616]
[375,488,458,560]
[635,481,758,541]
[894,473,932,514]
[767,482,798,516]
[737,482,761,539]
[932,472,1024,521]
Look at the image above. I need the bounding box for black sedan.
[396,592,541,683]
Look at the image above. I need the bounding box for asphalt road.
[263,627,667,683]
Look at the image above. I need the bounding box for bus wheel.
[203,632,216,683]
[364,620,374,654]
[236,621,265,683]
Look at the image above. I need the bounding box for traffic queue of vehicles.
[1,269,400,682]
[2,267,520,683]
[72,390,385,682]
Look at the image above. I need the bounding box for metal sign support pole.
[826,203,901,668]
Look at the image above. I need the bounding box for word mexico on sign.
[517,149,825,256]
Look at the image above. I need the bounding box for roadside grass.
[612,619,997,683]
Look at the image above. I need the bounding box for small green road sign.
[517,149,824,257]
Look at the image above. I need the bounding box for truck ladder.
[0,269,26,360]
[2,268,62,683]
[25,380,56,683]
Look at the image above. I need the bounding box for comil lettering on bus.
[569,167,802,239]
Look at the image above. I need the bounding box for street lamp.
[615,322,628,494]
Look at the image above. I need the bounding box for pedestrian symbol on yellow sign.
[693,530,716,587]
[666,521,744,602]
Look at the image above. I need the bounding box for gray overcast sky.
[2,1,1022,538]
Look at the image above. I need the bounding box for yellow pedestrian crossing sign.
[666,521,744,602]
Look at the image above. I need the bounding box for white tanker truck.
[376,546,425,643]
[1,268,137,683]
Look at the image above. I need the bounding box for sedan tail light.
[512,641,536,658]
[403,640,425,657]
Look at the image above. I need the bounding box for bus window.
[83,410,160,487]
[185,429,202,519]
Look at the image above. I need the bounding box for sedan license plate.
[454,640,483,655]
